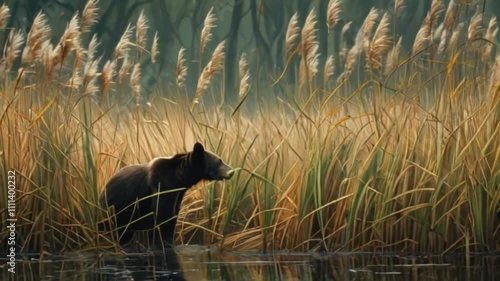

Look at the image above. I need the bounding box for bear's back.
[100,164,150,210]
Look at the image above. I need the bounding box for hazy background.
[3,0,499,102]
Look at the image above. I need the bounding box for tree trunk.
[225,0,244,104]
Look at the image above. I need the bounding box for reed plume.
[323,55,335,85]
[194,40,225,105]
[467,13,482,41]
[81,0,99,33]
[448,23,464,52]
[83,35,100,96]
[327,0,341,30]
[443,1,456,31]
[340,21,352,42]
[82,59,99,96]
[52,13,82,68]
[200,7,216,56]
[437,27,448,56]
[339,44,360,83]
[114,23,134,59]
[339,21,352,63]
[87,34,99,62]
[101,60,116,94]
[300,9,319,87]
[3,30,24,72]
[41,43,54,76]
[336,69,350,85]
[151,31,159,63]
[482,16,498,62]
[345,45,360,73]
[68,57,83,88]
[394,0,405,16]
[301,9,318,62]
[285,12,299,54]
[176,47,187,88]
[367,12,391,70]
[384,36,402,77]
[21,12,51,65]
[131,63,141,103]
[489,55,500,103]
[118,54,131,83]
[0,4,9,30]
[238,53,250,97]
[412,14,431,55]
[136,10,148,57]
[355,8,378,53]
[429,0,444,29]
[434,22,444,43]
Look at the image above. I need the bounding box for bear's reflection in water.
[97,249,186,281]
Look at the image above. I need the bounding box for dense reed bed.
[0,0,499,254]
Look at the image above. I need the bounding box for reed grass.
[0,1,499,254]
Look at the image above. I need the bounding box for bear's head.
[192,142,233,181]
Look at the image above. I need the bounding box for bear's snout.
[208,165,233,180]
[223,168,234,179]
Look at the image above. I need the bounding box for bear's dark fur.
[99,142,233,248]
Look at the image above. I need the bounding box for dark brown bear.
[99,142,233,248]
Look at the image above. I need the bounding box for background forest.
[3,0,499,101]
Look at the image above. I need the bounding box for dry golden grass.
[0,1,499,254]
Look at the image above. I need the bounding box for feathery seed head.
[324,55,335,85]
[22,12,51,64]
[355,8,378,53]
[443,1,456,31]
[488,55,500,100]
[101,60,116,94]
[301,9,318,59]
[430,0,444,27]
[176,47,187,88]
[52,13,82,67]
[300,9,319,85]
[367,12,391,70]
[200,7,217,56]
[467,13,483,41]
[394,0,405,16]
[151,31,159,63]
[384,36,402,77]
[238,53,250,97]
[4,30,24,72]
[194,40,225,104]
[286,13,300,53]
[87,34,100,62]
[114,23,134,59]
[0,4,10,30]
[131,63,141,101]
[118,55,131,83]
[327,0,341,30]
[81,0,99,32]
[136,10,148,53]
[482,16,498,62]
[345,45,360,72]
[412,13,431,55]
[448,22,464,52]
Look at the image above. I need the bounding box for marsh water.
[2,246,499,281]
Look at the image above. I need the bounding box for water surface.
[2,246,499,280]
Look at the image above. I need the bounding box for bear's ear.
[193,142,205,155]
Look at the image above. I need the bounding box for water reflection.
[2,247,499,281]
[96,249,185,280]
